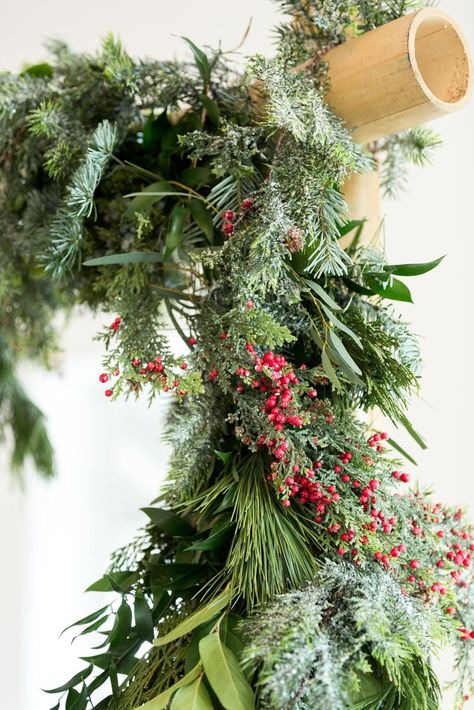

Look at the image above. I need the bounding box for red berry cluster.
[110,316,122,332]
[221,198,254,238]
[459,627,474,641]
[99,354,189,398]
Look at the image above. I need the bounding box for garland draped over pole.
[1,2,473,708]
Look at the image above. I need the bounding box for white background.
[0,1,473,708]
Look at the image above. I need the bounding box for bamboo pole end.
[408,8,473,117]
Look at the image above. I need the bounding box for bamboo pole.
[325,7,472,144]
[325,8,472,241]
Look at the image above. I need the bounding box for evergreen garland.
[1,1,473,708]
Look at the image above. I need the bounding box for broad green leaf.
[328,330,362,375]
[214,450,233,464]
[171,676,213,709]
[108,599,132,649]
[215,485,236,513]
[86,570,139,593]
[22,62,53,78]
[165,204,188,260]
[79,653,111,670]
[181,37,211,86]
[60,605,110,636]
[342,276,374,296]
[43,665,93,693]
[182,166,212,187]
[319,303,363,349]
[305,279,341,311]
[155,589,231,647]
[184,617,219,673]
[150,563,205,590]
[141,507,194,537]
[132,662,203,710]
[124,180,173,213]
[185,525,234,551]
[383,255,444,277]
[65,688,81,710]
[67,683,88,710]
[200,94,220,126]
[189,199,214,241]
[199,633,255,710]
[321,348,342,391]
[134,591,154,643]
[338,219,365,238]
[84,252,162,267]
[220,614,245,660]
[387,437,418,466]
[364,275,413,303]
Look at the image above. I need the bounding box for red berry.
[99,373,109,383]
[187,337,197,346]
[409,559,420,570]
[223,210,235,221]
[105,389,113,397]
[223,222,234,235]
[400,473,410,483]
[241,198,253,210]
[180,362,188,370]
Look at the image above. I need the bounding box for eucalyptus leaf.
[319,303,363,349]
[305,279,341,311]
[328,330,362,375]
[155,589,230,647]
[199,633,255,710]
[321,348,342,391]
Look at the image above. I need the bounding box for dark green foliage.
[0,336,54,478]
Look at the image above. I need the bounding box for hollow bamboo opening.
[410,12,471,110]
[324,8,472,144]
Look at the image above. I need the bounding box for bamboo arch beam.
[323,8,472,246]
[324,7,472,144]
